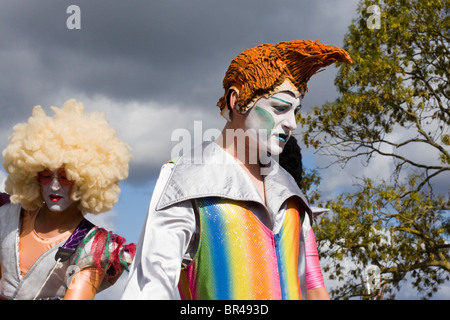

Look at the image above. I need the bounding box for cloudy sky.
[0,0,447,299]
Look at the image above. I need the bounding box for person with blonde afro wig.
[0,99,135,300]
[123,40,352,300]
[3,99,131,214]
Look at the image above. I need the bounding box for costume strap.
[55,218,95,262]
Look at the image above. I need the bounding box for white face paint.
[38,169,75,212]
[244,90,303,155]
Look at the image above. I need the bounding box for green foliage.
[315,178,450,299]
[300,168,321,205]
[302,0,450,299]
[302,0,449,192]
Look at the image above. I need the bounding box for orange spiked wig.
[217,40,352,118]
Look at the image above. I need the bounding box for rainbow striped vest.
[178,196,303,300]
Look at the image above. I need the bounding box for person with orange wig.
[123,40,352,300]
[0,99,135,300]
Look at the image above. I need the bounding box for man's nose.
[283,110,297,131]
[50,177,61,191]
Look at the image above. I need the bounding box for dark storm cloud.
[0,0,359,183]
[0,0,356,116]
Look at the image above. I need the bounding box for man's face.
[244,90,303,155]
[38,168,75,212]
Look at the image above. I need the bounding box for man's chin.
[267,141,285,156]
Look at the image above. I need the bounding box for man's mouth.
[49,195,62,202]
[277,133,289,143]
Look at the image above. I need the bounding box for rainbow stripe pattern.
[178,197,302,300]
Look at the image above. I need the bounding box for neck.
[216,122,262,172]
[216,123,267,204]
[35,202,83,235]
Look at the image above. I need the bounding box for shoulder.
[0,203,22,243]
[75,226,135,274]
[0,202,21,224]
[0,193,10,207]
[71,225,135,292]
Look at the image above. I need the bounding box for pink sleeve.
[305,229,325,290]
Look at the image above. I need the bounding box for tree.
[299,0,449,299]
[315,178,449,299]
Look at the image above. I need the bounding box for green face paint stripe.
[270,96,292,106]
[254,106,275,136]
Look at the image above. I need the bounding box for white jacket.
[122,141,314,300]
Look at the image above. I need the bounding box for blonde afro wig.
[2,99,133,214]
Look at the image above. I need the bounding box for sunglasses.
[37,169,73,187]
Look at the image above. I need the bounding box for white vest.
[0,203,75,299]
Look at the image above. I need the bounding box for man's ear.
[226,88,239,113]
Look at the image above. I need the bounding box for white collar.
[156,141,311,219]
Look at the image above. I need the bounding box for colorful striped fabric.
[179,197,302,300]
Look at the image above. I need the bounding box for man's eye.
[38,172,52,184]
[273,105,288,112]
[295,105,302,115]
